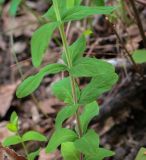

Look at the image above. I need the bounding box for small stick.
[129,0,146,49]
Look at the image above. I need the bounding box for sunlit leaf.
[3,135,21,147]
[22,131,47,142]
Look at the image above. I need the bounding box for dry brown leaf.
[39,98,64,114]
[39,149,60,160]
[0,84,17,117]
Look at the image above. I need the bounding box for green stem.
[17,133,29,159]
[52,3,83,159]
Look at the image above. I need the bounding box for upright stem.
[17,133,29,159]
[129,0,146,49]
[52,0,83,153]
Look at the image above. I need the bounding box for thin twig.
[129,0,146,49]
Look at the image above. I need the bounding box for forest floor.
[0,0,146,160]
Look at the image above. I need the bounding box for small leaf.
[55,105,78,129]
[74,129,99,154]
[16,74,43,98]
[28,149,40,160]
[31,22,59,67]
[16,63,66,98]
[69,57,115,77]
[10,111,18,126]
[61,142,80,160]
[62,6,115,22]
[51,77,80,104]
[46,128,78,153]
[7,123,18,132]
[62,35,86,64]
[132,49,146,64]
[9,0,21,16]
[3,135,21,147]
[135,147,146,160]
[79,72,118,104]
[22,131,47,142]
[80,101,99,133]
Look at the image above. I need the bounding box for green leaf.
[85,148,115,160]
[62,6,115,22]
[132,49,146,64]
[69,57,115,77]
[9,0,21,16]
[74,129,114,159]
[31,22,59,67]
[44,0,81,21]
[0,0,5,4]
[16,63,66,98]
[51,77,80,104]
[7,123,18,132]
[10,111,18,126]
[80,101,99,133]
[46,128,78,153]
[16,74,43,98]
[135,147,146,160]
[61,142,80,160]
[3,135,21,147]
[62,35,86,64]
[22,131,47,142]
[55,105,78,129]
[66,0,75,9]
[74,129,99,154]
[28,149,40,160]
[79,72,118,104]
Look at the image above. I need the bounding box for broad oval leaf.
[62,6,115,22]
[61,142,80,160]
[55,105,78,129]
[62,35,86,64]
[3,135,21,147]
[46,128,78,153]
[79,72,118,104]
[132,49,146,64]
[51,77,80,104]
[31,22,59,67]
[80,101,99,133]
[69,57,115,77]
[22,131,47,142]
[16,63,66,98]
